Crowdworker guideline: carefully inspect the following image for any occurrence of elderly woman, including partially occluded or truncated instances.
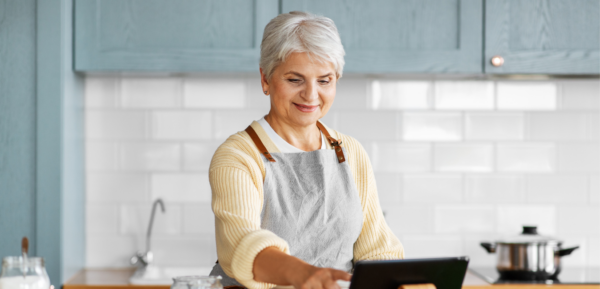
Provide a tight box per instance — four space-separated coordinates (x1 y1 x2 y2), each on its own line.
209 11 404 289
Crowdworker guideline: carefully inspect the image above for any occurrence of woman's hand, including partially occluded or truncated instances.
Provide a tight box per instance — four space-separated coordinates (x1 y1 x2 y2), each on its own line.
290 265 351 289
253 247 351 289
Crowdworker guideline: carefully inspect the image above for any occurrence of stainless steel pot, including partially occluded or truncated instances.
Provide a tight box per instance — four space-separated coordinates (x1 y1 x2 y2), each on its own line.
480 226 579 281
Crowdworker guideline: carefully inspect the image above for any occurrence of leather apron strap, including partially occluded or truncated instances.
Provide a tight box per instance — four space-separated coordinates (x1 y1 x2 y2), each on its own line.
316 121 345 163
245 126 276 162
245 121 346 163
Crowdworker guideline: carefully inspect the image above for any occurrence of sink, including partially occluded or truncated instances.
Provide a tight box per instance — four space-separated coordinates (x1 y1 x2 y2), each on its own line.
129 266 214 285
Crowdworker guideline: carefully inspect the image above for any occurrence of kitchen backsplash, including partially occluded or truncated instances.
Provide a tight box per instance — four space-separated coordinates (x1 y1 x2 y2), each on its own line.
85 75 599 268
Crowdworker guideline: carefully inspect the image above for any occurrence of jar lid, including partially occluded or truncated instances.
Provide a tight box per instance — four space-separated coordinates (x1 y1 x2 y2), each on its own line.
2 256 45 266
496 226 562 245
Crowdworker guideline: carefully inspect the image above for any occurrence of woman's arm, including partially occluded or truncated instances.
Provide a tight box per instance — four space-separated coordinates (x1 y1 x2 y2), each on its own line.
253 247 351 288
211 164 289 289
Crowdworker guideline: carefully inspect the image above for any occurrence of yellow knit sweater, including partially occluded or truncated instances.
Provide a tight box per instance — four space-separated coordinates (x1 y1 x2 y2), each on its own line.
209 121 404 289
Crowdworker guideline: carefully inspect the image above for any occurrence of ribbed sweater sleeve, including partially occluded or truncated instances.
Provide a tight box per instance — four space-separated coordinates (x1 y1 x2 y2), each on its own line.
337 133 405 261
210 133 289 289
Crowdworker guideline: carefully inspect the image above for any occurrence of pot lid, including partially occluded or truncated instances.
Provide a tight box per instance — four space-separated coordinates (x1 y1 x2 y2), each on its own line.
496 226 561 244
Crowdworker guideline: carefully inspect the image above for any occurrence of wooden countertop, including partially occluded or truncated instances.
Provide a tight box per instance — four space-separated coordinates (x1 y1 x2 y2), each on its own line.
63 268 600 289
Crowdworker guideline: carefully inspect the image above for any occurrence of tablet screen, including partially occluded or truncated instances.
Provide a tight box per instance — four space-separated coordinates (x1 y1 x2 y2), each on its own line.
350 257 469 289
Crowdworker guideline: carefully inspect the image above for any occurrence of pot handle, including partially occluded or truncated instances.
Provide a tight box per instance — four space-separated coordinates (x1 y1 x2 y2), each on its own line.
556 246 579 257
480 242 496 253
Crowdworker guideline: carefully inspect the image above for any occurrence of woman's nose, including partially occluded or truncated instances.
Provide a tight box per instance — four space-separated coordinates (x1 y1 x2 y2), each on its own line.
302 81 319 101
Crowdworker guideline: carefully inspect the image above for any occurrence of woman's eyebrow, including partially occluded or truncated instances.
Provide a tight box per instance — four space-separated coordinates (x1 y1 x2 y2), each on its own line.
284 71 333 78
284 71 304 77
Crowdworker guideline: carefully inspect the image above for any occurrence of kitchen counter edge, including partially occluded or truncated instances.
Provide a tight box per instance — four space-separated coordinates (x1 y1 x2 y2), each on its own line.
62 268 600 289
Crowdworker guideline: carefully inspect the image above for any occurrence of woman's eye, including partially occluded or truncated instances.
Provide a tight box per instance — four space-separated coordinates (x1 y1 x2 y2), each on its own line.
288 79 301 83
319 80 330 84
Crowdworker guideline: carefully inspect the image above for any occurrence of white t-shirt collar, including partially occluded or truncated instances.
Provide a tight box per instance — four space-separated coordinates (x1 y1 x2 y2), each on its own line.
257 117 326 153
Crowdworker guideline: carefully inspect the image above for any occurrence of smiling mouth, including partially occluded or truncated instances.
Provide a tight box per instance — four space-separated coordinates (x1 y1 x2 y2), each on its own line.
293 103 319 113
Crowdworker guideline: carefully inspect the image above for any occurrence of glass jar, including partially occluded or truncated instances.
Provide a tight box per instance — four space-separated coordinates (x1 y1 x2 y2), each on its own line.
171 276 222 289
0 257 50 289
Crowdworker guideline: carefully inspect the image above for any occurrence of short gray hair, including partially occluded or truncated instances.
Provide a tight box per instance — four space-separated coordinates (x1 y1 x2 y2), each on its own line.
260 11 345 80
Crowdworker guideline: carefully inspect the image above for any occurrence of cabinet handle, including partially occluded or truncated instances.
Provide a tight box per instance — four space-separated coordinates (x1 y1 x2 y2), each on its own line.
491 56 504 67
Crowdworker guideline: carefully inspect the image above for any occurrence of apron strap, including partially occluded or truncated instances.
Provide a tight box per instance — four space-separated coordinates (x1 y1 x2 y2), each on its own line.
245 126 276 162
246 122 346 163
316 121 346 163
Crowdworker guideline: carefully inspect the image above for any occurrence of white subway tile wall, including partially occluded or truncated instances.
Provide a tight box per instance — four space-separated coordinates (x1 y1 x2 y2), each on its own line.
434 205 495 233
85 76 600 268
434 144 494 172
403 174 463 203
465 175 524 203
496 205 557 235
120 204 183 235
496 143 556 172
151 111 213 140
465 113 524 140
589 237 600 266
374 173 402 206
402 113 462 141
371 80 430 110
86 205 119 234
86 111 147 139
86 236 138 267
525 175 588 204
589 113 599 140
591 175 600 204
371 143 431 172
385 205 433 234
151 173 211 202
527 113 589 140
184 78 245 108
401 235 463 258
120 143 181 171
497 82 557 110
121 78 182 108
214 110 267 140
560 81 600 110
558 143 600 172
434 81 494 110
337 111 399 141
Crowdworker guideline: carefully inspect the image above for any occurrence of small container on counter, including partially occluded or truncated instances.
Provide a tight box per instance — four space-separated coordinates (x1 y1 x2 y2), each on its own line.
171 275 223 289
0 257 51 289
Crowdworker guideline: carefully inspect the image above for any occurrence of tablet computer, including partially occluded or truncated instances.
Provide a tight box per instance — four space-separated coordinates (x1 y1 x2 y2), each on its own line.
349 256 469 289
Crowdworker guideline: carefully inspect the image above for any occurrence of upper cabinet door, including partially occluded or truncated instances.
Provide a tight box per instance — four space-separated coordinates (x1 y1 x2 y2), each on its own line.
485 0 600 74
75 0 278 72
282 0 483 73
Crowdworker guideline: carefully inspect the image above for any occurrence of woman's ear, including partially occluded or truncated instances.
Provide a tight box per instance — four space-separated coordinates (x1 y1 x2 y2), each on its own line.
259 68 270 95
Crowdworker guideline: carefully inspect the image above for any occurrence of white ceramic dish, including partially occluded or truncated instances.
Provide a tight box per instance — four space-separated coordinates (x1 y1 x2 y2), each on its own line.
129 266 213 285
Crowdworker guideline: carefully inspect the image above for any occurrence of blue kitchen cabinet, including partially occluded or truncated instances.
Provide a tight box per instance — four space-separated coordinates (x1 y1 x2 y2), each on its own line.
282 0 483 73
75 0 599 74
485 0 600 74
74 0 278 72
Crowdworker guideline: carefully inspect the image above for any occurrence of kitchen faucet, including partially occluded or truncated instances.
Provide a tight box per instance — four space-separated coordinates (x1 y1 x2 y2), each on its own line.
130 198 165 267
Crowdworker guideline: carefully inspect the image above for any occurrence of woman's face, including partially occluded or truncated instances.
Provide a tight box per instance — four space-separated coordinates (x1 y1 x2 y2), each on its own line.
261 52 337 128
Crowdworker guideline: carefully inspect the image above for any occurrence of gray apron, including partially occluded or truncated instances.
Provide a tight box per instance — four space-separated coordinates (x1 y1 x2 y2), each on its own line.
210 123 363 288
